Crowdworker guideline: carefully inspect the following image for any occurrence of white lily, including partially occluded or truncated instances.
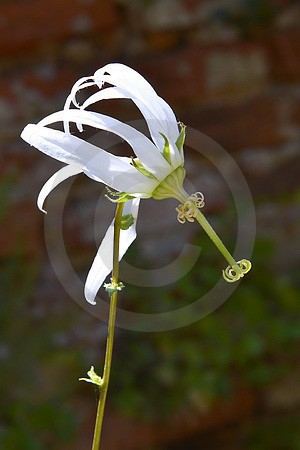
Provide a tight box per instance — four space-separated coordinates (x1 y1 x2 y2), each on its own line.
21 63 189 305
21 63 251 305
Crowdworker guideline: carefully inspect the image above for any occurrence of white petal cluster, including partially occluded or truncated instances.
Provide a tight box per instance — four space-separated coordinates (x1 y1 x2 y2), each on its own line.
21 63 187 304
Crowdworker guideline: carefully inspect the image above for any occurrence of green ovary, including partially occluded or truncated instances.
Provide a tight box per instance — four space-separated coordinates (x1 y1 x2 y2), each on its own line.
152 166 187 202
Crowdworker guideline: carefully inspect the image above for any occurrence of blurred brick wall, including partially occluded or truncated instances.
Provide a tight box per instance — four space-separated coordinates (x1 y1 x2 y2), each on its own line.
1 0 299 262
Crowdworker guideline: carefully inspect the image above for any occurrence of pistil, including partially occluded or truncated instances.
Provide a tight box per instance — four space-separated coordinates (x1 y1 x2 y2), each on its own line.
177 196 252 282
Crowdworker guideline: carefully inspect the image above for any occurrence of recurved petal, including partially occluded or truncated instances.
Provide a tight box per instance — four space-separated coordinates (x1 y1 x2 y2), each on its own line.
63 76 95 133
21 124 156 195
84 198 140 304
81 86 170 152
81 86 127 109
37 165 83 213
39 109 171 180
93 64 181 163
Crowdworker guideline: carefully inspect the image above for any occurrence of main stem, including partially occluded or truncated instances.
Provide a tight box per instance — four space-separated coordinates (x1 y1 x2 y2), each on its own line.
194 208 236 267
92 202 124 450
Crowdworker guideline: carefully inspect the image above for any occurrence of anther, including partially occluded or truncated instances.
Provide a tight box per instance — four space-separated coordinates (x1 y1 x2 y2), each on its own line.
176 192 205 224
188 192 205 208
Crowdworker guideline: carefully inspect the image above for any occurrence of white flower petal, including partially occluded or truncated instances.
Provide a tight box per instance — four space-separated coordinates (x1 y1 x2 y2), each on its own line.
37 165 83 213
64 76 95 133
84 198 140 304
81 86 127 109
39 109 171 180
81 86 170 152
93 63 182 166
21 124 156 195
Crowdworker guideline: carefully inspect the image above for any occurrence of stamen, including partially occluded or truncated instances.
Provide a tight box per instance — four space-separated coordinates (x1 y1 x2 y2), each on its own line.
188 192 205 209
222 259 252 282
176 193 205 224
176 194 252 282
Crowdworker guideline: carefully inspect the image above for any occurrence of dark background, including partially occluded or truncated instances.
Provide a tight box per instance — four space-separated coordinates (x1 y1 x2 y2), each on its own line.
0 0 299 449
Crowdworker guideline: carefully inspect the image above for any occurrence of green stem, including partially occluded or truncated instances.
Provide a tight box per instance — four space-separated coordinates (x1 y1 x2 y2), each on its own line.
194 208 236 267
92 202 125 450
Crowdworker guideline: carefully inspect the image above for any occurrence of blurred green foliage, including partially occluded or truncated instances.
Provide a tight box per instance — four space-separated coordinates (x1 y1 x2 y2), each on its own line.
0 250 81 449
246 415 300 450
0 165 299 448
0 169 83 448
111 218 299 421
214 0 276 36
164 413 300 449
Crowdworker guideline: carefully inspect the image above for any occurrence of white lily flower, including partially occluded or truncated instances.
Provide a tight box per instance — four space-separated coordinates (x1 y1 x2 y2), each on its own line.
22 63 252 304
21 63 189 305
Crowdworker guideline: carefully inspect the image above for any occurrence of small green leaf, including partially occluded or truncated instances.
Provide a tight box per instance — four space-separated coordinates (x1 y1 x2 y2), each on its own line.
120 213 134 230
159 132 171 165
175 122 186 155
130 158 157 179
79 366 103 386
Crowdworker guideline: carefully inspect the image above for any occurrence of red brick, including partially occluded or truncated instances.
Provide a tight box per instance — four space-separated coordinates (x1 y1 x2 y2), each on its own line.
0 78 15 102
19 67 79 98
146 30 179 52
291 98 300 126
180 95 285 151
268 29 300 81
181 0 201 12
130 42 269 106
132 46 205 105
249 156 300 197
0 0 119 56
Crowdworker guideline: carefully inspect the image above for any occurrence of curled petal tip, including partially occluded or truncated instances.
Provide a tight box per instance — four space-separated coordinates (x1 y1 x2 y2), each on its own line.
84 287 97 305
84 284 98 305
20 124 34 145
37 201 47 214
85 295 97 306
